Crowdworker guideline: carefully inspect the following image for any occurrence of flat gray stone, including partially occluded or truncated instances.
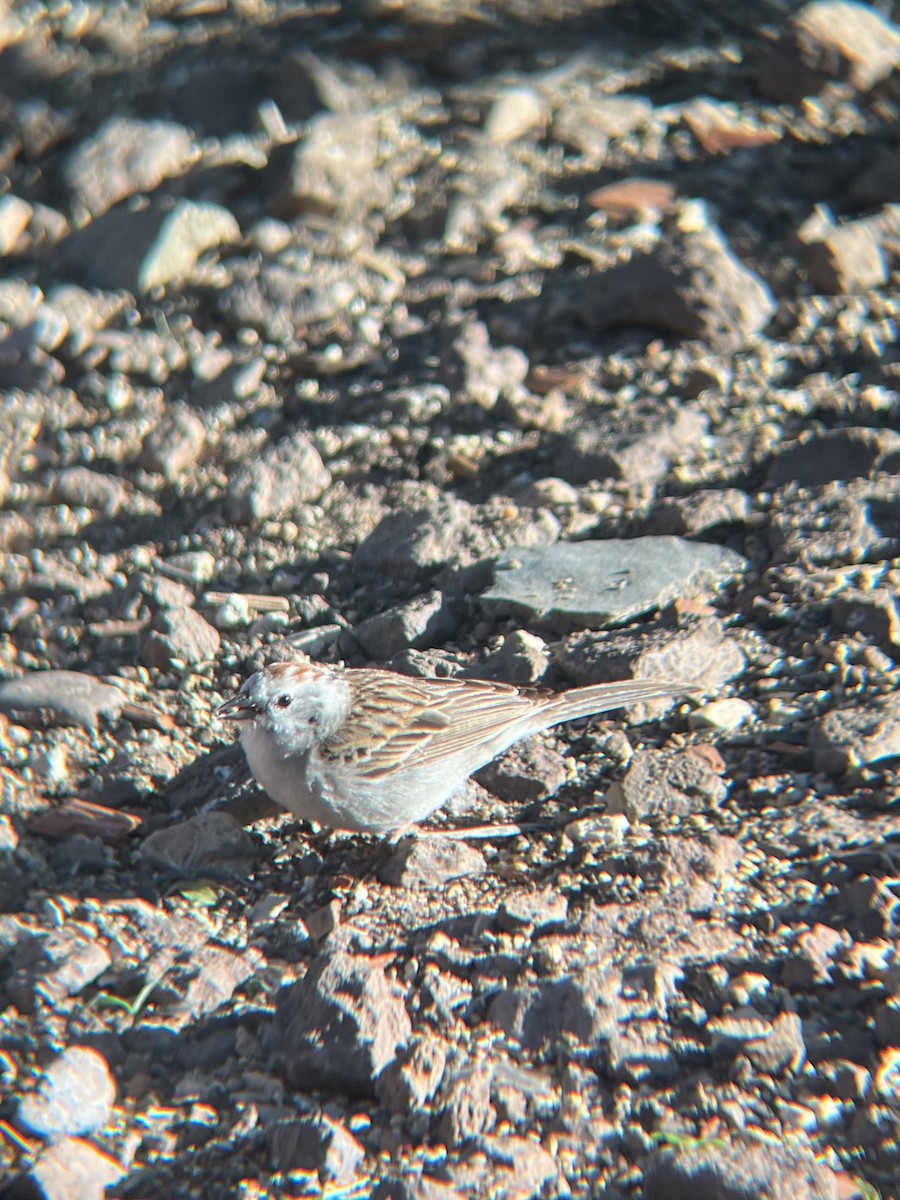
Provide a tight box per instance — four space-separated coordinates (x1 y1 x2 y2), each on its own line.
481 537 746 632
0 670 124 728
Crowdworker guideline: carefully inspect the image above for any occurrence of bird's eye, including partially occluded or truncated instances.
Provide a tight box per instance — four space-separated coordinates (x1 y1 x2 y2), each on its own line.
273 694 293 710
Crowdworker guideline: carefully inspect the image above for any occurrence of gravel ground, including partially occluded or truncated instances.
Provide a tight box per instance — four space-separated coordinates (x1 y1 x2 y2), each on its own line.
2 0 900 1197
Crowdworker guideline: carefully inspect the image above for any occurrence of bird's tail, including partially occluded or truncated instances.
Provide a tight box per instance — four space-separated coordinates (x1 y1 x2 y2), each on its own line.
544 677 692 727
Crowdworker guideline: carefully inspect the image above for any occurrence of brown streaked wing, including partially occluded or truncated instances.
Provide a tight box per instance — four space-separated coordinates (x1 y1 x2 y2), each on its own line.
320 670 536 780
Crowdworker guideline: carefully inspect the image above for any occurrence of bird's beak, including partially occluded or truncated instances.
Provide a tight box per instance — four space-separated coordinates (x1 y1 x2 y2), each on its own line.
217 693 260 722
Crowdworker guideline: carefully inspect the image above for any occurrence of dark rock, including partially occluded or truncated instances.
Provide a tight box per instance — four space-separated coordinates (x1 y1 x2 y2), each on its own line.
277 948 412 1095
645 489 751 536
768 477 900 567
0 671 124 728
767 427 900 489
474 630 550 685
809 693 900 775
474 738 568 805
553 406 707 489
355 591 461 660
604 748 730 822
497 886 568 933
140 812 256 874
643 1134 839 1200
354 498 491 580
574 225 775 351
487 973 619 1051
556 619 745 712
18 1046 115 1137
376 1034 448 1114
267 1114 364 1183
139 605 221 670
606 1023 680 1084
832 587 900 655
482 538 746 633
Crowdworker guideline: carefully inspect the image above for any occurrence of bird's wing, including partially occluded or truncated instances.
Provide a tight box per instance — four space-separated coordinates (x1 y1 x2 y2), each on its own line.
319 670 537 780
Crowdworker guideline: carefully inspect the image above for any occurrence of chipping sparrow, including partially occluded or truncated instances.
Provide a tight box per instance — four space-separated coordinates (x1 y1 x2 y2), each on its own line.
217 657 690 834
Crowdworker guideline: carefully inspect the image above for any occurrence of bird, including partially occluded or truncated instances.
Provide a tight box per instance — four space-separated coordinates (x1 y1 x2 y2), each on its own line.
217 657 690 835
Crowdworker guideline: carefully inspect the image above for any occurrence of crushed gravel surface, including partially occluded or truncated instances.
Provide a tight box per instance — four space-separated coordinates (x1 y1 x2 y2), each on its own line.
2 0 900 1197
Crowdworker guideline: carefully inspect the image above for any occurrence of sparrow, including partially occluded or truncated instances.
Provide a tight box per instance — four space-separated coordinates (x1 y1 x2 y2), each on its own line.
217 657 690 835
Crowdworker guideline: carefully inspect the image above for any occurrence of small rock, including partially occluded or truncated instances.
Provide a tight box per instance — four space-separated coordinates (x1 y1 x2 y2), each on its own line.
482 538 746 632
809 693 900 775
587 177 676 222
476 630 550 685
744 1010 807 1074
646 489 751 536
277 948 412 1095
767 427 900 489
555 95 651 156
756 0 900 102
556 617 745 706
277 112 389 219
803 220 887 293
0 194 33 253
497 886 568 933
141 812 256 873
60 197 240 292
355 591 461 660
0 670 124 728
605 748 730 822
450 1136 557 1198
354 497 491 580
436 1063 495 1145
139 605 221 670
643 1133 839 1200
63 117 196 218
31 924 113 999
454 321 529 410
267 1114 365 1183
484 86 545 143
53 465 130 515
575 224 775 351
226 431 331 523
132 572 196 612
377 1035 448 1114
832 587 900 654
141 407 206 482
377 836 485 888
554 406 707 488
474 738 568 804
606 1023 680 1085
688 698 753 732
18 1046 116 1138
29 1137 125 1200
514 477 579 508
